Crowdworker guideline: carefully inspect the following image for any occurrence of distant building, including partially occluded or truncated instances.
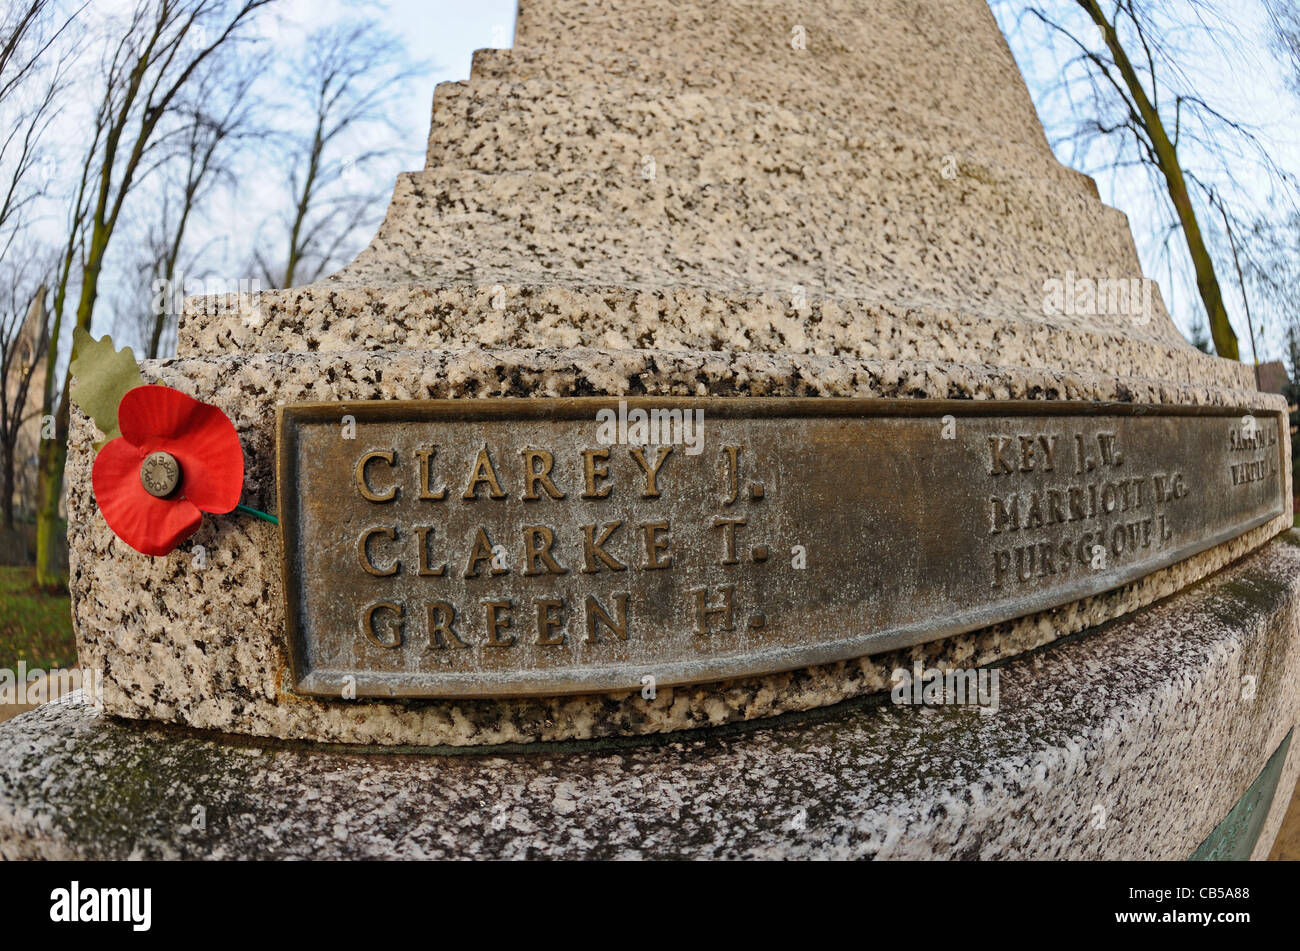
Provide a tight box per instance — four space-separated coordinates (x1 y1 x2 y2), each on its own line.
5 292 48 521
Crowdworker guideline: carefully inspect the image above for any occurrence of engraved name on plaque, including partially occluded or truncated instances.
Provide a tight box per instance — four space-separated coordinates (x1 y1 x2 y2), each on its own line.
276 398 1285 697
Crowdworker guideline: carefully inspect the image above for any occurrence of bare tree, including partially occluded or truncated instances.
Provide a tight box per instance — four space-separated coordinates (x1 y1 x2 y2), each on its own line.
0 0 82 108
125 60 265 359
0 1 81 566
253 18 422 289
1237 210 1300 354
1237 3 1300 358
1266 0 1300 96
0 1 82 270
34 0 274 589
996 0 1298 360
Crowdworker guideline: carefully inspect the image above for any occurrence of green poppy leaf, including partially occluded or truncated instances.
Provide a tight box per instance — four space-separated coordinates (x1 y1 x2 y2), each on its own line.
69 326 144 444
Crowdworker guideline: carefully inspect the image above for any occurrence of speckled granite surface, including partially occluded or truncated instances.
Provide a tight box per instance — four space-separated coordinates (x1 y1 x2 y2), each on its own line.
66 350 1291 746
9 534 1300 859
64 0 1291 749
179 0 1238 380
178 284 1249 394
20 2 1300 860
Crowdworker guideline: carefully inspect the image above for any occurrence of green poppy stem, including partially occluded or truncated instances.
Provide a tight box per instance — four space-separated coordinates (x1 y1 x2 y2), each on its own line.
235 503 279 525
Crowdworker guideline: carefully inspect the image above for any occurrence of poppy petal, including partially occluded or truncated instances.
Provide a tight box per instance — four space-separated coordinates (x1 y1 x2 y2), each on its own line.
93 437 203 556
118 385 199 444
117 385 244 514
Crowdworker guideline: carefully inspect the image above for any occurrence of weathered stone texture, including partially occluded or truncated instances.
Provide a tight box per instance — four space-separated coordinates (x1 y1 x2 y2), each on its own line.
10 534 1300 859
62 0 1290 748
66 350 1290 745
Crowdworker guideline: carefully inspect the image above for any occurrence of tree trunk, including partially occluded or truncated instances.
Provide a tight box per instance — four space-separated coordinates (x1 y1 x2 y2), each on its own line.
1 444 14 531
147 303 167 360
36 224 106 589
34 384 67 590
1081 0 1240 360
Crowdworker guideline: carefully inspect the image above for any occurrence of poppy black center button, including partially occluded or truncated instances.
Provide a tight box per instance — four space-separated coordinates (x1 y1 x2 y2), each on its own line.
140 450 181 498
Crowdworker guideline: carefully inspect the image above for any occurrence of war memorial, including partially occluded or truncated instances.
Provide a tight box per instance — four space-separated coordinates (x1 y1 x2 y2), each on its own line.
0 0 1296 860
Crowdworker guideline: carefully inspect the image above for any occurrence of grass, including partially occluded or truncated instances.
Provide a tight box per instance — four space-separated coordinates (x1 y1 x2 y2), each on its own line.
0 565 75 670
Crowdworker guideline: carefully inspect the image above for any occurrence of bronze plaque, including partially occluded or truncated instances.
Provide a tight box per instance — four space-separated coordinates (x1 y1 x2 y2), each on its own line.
276 398 1286 698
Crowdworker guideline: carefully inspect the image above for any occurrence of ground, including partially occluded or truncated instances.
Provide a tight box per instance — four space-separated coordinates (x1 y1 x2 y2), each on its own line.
1269 781 1300 860
0 566 74 723
0 566 74 670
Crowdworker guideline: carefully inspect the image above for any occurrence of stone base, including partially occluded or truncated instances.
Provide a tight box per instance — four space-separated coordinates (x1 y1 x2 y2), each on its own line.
6 534 1300 860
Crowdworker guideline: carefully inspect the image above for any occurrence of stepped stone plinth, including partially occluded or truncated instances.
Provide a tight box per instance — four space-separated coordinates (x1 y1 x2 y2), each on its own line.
2 0 1296 859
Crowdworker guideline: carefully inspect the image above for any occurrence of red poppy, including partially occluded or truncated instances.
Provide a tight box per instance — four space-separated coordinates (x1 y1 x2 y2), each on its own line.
91 385 244 556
